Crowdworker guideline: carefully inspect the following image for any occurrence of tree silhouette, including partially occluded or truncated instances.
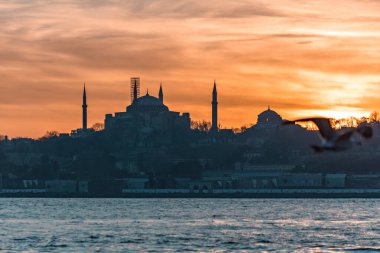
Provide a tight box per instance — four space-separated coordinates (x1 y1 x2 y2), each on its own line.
39 131 59 140
191 120 211 132
91 123 104 132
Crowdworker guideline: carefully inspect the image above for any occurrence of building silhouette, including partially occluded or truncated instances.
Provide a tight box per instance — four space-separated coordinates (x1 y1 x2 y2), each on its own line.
7 77 380 194
211 80 218 133
105 81 191 142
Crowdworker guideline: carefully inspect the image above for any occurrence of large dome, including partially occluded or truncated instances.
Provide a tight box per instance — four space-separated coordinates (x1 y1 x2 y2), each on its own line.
127 93 169 112
257 107 282 126
135 95 163 106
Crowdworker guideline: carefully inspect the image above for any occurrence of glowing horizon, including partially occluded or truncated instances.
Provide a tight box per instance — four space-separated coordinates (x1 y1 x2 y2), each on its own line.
1 0 380 138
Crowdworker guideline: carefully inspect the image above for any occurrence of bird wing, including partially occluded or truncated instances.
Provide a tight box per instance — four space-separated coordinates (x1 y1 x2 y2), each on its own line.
289 118 334 140
356 125 373 139
281 120 295 125
336 130 354 144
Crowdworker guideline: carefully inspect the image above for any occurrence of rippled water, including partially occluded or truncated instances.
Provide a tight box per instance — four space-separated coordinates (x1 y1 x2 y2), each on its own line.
1 199 380 252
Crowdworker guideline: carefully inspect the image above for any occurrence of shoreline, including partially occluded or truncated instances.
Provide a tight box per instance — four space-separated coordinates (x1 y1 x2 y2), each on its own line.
2 192 380 198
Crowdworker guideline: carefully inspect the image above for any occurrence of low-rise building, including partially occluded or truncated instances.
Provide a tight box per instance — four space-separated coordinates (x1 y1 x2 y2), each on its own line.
78 181 89 193
325 174 346 188
189 180 213 193
278 174 323 188
125 178 149 189
347 175 380 188
45 180 77 193
45 180 88 193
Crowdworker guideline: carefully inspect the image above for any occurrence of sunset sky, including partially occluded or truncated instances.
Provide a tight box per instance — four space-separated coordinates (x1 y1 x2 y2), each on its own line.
1 0 380 138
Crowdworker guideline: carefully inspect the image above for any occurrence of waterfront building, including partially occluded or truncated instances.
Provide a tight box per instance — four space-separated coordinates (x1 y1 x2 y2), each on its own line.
325 174 346 188
45 180 88 193
125 178 150 189
277 174 323 188
104 81 191 142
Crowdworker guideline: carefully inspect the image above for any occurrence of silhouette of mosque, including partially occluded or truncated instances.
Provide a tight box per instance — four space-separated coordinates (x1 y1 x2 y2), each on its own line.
75 78 282 136
104 80 191 134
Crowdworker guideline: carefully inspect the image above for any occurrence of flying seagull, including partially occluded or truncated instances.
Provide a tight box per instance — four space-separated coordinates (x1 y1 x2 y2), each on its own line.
282 117 373 152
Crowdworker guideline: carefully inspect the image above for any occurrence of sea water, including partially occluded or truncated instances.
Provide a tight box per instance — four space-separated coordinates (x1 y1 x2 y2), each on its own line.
1 198 379 252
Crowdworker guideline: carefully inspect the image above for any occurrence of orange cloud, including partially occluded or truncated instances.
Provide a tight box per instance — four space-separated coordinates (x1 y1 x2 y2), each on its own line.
1 0 380 137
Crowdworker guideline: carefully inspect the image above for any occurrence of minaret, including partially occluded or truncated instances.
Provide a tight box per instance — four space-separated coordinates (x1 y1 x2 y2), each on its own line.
211 80 218 133
159 82 163 102
82 83 87 130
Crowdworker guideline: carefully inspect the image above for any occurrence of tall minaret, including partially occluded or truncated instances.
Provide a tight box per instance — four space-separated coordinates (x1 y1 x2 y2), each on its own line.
158 82 163 103
82 83 87 130
211 80 218 132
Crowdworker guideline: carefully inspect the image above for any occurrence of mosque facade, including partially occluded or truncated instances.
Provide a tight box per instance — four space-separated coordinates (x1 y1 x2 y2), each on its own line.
104 84 191 134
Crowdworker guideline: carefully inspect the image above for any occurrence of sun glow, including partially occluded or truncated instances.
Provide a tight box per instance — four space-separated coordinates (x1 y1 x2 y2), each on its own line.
293 109 370 121
293 29 380 38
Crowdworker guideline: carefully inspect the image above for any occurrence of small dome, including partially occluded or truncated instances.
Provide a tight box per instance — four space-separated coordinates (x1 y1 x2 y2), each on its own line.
258 109 281 119
257 107 282 126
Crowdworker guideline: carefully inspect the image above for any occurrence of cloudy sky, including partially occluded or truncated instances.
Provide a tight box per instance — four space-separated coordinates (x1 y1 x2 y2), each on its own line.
1 0 380 137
